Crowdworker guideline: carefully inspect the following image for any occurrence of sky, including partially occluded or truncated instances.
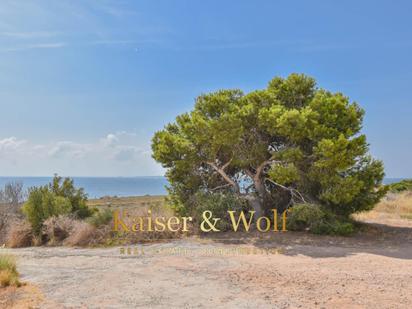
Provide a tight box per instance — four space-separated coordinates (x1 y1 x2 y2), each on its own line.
0 0 411 177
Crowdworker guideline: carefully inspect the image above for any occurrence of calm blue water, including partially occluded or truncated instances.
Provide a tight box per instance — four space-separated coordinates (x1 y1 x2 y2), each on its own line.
0 176 169 198
0 177 407 199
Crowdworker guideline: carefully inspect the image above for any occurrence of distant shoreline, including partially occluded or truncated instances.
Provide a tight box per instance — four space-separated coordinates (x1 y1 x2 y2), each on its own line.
0 176 169 198
0 176 408 199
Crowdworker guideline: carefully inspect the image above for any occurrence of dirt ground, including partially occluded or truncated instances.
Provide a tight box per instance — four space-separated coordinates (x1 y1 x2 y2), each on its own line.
0 284 43 309
2 216 412 309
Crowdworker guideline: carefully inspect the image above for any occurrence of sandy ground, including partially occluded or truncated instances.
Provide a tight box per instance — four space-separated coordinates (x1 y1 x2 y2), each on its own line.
3 218 412 309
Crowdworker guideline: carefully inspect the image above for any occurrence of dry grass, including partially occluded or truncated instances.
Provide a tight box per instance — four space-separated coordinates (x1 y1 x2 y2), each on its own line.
63 198 184 246
0 204 24 245
0 254 21 287
87 195 166 210
111 205 187 245
86 195 185 245
63 221 99 246
43 216 77 245
354 191 412 221
1 196 183 247
6 220 33 248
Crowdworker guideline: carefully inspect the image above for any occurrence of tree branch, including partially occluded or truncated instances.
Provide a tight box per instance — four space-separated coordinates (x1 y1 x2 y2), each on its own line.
264 178 307 204
246 159 282 183
210 183 232 192
206 160 239 193
244 168 255 180
222 158 233 170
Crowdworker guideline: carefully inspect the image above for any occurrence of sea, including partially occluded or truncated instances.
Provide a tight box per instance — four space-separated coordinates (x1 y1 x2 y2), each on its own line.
0 177 407 199
0 176 169 199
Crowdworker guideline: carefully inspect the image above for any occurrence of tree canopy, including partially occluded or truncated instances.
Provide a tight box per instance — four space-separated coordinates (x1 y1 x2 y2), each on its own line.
152 74 385 218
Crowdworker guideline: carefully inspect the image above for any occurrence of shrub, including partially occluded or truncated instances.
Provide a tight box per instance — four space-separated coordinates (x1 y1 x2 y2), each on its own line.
22 186 72 235
49 175 93 218
0 254 21 287
64 221 97 246
0 181 25 207
53 204 183 246
286 204 324 231
6 220 33 248
87 209 113 227
43 215 77 245
287 204 354 236
193 192 250 232
22 175 93 236
0 202 25 245
110 205 185 245
43 215 107 246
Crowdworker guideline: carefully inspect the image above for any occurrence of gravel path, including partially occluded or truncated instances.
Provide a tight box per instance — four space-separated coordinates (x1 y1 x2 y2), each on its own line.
5 228 412 309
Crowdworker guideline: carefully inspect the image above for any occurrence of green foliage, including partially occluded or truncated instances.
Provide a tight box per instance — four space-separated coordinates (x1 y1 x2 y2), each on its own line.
287 204 354 236
286 204 324 231
387 179 412 192
193 192 250 231
0 254 21 287
152 73 385 219
0 255 17 275
49 175 92 218
22 175 92 235
268 163 299 186
22 187 72 235
87 208 113 227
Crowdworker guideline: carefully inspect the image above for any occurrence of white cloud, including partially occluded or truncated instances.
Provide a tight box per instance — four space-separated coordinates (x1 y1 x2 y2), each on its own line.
0 137 26 151
48 141 89 159
0 31 60 39
0 132 163 176
0 42 66 53
101 133 119 147
113 146 142 162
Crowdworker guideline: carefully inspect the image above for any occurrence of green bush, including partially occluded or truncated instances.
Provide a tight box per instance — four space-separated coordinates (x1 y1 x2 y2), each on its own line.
287 204 354 236
49 175 92 218
22 187 72 235
22 175 93 236
87 208 113 227
286 204 324 231
193 192 250 231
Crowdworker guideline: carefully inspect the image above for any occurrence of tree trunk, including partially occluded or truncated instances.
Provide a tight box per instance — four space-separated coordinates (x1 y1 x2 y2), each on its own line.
245 195 264 218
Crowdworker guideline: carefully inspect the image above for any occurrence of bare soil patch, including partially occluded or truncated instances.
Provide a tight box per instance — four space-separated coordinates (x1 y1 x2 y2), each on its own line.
0 284 43 309
4 215 412 309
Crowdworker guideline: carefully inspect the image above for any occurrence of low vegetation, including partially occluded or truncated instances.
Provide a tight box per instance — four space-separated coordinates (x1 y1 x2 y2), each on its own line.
355 191 412 221
354 179 412 223
0 254 21 287
287 204 354 236
386 179 412 193
87 195 165 209
3 180 182 247
6 220 33 248
2 175 412 247
87 208 113 227
22 175 93 236
0 181 25 207
192 192 251 232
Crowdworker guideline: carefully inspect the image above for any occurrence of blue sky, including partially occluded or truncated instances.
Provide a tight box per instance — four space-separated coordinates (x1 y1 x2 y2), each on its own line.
0 0 411 177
